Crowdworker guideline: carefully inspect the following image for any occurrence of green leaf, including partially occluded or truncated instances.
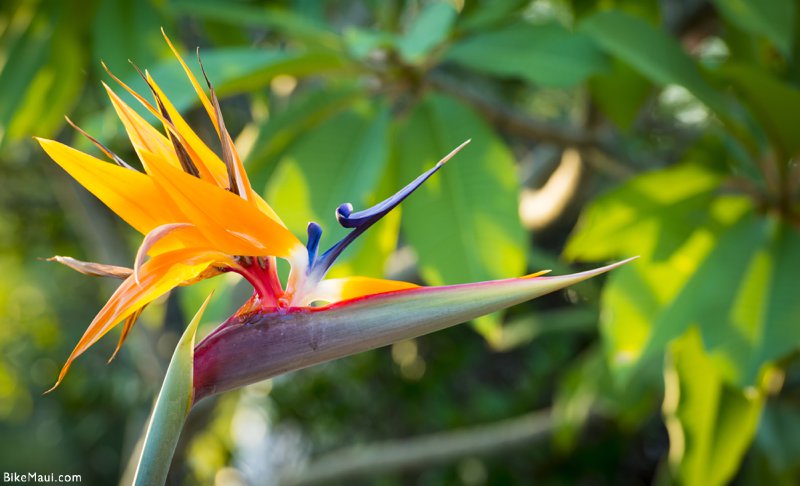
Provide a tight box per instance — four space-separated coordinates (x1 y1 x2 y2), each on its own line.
445 22 608 87
589 58 652 130
396 94 526 284
720 64 800 159
92 47 350 144
710 222 800 385
565 162 725 262
140 48 350 108
0 1 84 144
633 216 800 387
92 0 163 74
664 328 765 486
579 10 729 117
397 2 457 62
246 86 363 190
266 103 391 250
756 399 800 475
133 293 212 486
457 0 527 32
637 211 768 379
593 191 752 381
167 0 341 49
395 94 526 341
711 0 795 56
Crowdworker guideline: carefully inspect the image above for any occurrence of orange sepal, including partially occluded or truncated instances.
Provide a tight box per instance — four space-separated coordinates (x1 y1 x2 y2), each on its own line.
103 83 180 172
47 248 233 392
144 73 229 186
146 155 302 257
37 138 182 235
161 29 219 133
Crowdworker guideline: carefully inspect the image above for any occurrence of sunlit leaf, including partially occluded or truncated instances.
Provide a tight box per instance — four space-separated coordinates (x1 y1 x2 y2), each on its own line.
395 94 526 340
664 329 765 486
267 103 391 250
247 86 363 190
137 48 350 111
565 162 725 262
636 211 766 379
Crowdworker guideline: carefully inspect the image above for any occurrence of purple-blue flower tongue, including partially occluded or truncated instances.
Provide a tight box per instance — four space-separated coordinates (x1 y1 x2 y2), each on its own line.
308 140 470 279
306 222 323 265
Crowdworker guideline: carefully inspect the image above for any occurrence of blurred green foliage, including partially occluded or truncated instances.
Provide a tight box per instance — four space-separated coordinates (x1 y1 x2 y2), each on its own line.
2 0 800 484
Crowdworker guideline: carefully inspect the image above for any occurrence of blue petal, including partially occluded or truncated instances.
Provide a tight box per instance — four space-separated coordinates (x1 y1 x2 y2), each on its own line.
306 222 323 265
308 140 470 277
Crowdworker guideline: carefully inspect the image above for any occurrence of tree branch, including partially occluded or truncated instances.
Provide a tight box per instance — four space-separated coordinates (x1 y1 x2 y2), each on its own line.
427 73 606 150
278 408 593 485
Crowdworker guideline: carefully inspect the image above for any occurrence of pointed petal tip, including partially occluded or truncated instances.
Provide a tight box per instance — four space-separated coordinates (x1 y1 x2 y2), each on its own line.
437 139 471 167
557 256 638 280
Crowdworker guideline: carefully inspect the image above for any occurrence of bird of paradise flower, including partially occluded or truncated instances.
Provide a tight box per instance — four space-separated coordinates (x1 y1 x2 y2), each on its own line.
37 32 633 484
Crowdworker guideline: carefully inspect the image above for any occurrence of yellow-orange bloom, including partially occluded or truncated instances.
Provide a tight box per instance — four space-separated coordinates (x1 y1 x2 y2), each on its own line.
39 32 420 391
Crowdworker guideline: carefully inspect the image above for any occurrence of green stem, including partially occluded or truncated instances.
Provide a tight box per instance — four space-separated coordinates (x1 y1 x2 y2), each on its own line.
132 294 211 485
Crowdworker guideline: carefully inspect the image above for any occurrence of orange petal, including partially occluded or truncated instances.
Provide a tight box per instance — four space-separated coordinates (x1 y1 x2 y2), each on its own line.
311 276 420 304
103 82 181 172
146 154 301 257
108 305 146 363
37 138 182 234
162 29 219 133
144 72 229 186
134 223 207 282
47 248 233 392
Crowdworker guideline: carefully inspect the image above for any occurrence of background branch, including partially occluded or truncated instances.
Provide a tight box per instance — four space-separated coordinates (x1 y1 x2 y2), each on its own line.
279 408 597 485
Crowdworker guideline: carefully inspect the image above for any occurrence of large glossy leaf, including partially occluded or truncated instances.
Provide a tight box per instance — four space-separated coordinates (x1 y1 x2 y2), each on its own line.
589 58 652 130
246 86 363 190
565 162 725 262
636 211 768 379
396 94 525 285
167 0 341 49
664 329 765 486
577 176 752 382
139 48 350 109
0 1 83 144
711 0 795 56
756 400 800 476
720 64 800 159
395 94 526 340
92 0 163 73
86 47 351 147
397 2 457 62
445 22 608 88
579 10 729 117
133 293 211 486
266 103 391 250
713 222 800 385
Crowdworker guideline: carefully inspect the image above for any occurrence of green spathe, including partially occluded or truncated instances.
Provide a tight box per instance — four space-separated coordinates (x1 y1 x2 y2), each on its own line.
193 258 635 402
133 293 211 486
